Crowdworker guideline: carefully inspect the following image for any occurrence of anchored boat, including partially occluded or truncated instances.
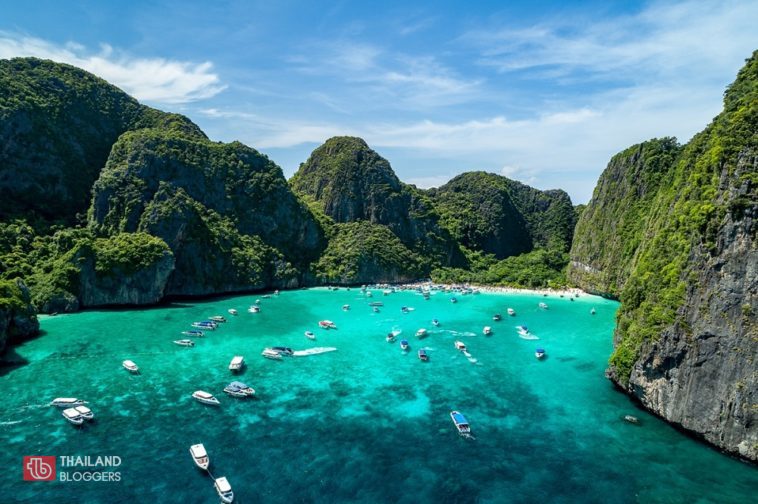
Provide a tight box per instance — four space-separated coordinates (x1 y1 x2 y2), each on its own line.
122 360 139 373
228 356 245 372
192 390 220 406
450 410 472 437
189 443 209 470
62 407 85 426
223 381 255 398
215 476 234 503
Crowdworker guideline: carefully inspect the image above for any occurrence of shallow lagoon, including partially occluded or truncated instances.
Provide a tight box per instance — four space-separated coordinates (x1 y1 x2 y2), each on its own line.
1 288 755 503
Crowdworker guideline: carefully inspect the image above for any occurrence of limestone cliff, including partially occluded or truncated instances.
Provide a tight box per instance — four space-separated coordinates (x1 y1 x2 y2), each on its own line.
0 279 39 353
570 52 758 460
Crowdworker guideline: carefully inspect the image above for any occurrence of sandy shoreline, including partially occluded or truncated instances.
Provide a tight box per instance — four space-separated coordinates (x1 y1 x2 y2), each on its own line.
359 281 589 298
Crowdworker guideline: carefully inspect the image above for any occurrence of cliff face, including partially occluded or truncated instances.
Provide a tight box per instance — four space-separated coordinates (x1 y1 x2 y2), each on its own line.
571 52 758 460
428 171 576 258
0 57 205 225
568 138 681 296
88 130 325 295
291 137 465 268
0 279 39 353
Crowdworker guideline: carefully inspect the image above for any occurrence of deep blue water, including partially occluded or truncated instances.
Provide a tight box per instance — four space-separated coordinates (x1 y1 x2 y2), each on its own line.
1 288 755 503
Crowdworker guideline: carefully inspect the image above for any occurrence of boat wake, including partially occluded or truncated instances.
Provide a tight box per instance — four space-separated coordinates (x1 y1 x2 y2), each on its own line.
440 330 476 337
0 420 22 425
292 347 338 357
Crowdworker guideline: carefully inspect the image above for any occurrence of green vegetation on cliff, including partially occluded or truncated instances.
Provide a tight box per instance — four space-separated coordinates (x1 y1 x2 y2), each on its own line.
428 171 576 258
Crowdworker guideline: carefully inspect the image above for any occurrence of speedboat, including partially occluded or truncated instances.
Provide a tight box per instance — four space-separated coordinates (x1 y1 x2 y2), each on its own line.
255 299 261 305
383 289 391 296
450 410 472 437
182 330 204 337
400 339 409 351
305 331 316 340
518 325 530 336
368 301 383 307
366 291 373 297
454 341 466 351
192 390 220 406
319 320 336 329
74 405 94 421
483 326 492 335
342 304 350 311
372 307 380 313
535 348 546 359
415 328 428 338
215 476 234 503
261 348 283 360
539 302 548 310
271 347 294 356
62 408 84 426
418 349 429 361
432 319 440 327
228 309 238 316
624 415 640 424
591 308 596 315
50 398 86 408
492 314 502 321
386 332 396 343
122 359 139 373
174 339 195 347
401 306 409 313
274 290 280 296
189 443 209 470
248 305 260 313
224 381 255 397
209 316 227 323
192 321 216 330
507 308 515 316
228 356 245 372
450 297 458 304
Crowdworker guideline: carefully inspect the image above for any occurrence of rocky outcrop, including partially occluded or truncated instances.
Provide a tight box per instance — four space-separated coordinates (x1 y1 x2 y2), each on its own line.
573 51 758 461
568 138 681 296
291 137 464 267
79 247 175 307
0 279 39 353
0 57 205 225
428 171 576 258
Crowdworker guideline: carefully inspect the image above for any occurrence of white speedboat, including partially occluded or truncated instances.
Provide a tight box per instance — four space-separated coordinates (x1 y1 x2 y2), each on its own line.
224 381 255 398
450 297 458 303
319 320 336 329
518 325 530 336
366 291 373 297
215 476 234 503
62 408 84 425
228 356 245 372
192 390 220 406
209 316 227 323
591 308 596 315
383 289 391 296
122 360 139 373
189 443 209 470
342 304 350 311
432 319 440 327
415 328 428 338
450 410 472 437
228 309 238 316
74 405 94 421
507 308 515 316
182 330 205 338
262 348 283 360
535 348 546 359
418 349 429 361
539 302 548 310
305 331 316 340
50 397 86 408
191 322 216 330
248 305 261 313
174 339 195 347
492 314 502 321
386 332 396 343
483 326 492 336
454 341 467 351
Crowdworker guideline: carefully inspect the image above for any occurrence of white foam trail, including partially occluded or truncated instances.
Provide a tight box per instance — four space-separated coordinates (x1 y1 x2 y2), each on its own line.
0 420 22 425
518 334 540 340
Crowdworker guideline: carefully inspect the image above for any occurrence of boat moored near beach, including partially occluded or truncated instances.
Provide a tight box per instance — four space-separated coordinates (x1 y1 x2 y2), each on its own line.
215 476 234 503
189 443 209 470
539 302 548 310
62 407 84 425
174 339 195 347
228 356 245 372
122 360 139 373
483 326 492 335
192 390 220 406
50 397 86 408
224 381 255 397
228 309 238 316
450 297 458 303
450 410 472 437
507 308 515 316
248 305 260 313
591 308 596 315
209 316 227 323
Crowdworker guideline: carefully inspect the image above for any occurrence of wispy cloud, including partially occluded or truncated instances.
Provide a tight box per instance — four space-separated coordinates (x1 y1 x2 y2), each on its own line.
0 32 225 104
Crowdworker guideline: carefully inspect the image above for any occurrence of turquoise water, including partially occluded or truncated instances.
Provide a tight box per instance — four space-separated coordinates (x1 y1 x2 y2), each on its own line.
1 288 755 503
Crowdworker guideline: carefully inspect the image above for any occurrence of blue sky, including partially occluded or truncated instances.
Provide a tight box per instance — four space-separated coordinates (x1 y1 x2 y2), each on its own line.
2 0 756 202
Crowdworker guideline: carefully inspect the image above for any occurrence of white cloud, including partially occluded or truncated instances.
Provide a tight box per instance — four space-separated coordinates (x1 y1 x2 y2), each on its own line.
0 32 225 104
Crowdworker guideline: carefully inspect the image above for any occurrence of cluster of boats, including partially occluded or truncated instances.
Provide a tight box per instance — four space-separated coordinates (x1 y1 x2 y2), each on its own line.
192 380 256 405
51 398 94 426
189 443 234 502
